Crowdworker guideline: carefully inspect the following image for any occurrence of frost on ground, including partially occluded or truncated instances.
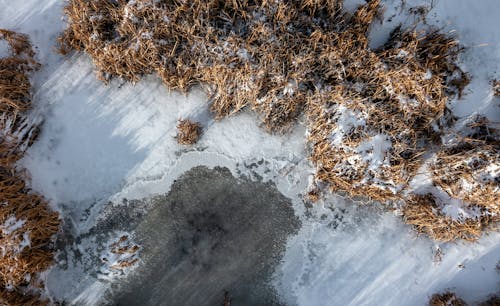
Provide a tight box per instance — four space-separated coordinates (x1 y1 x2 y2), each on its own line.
0 0 498 305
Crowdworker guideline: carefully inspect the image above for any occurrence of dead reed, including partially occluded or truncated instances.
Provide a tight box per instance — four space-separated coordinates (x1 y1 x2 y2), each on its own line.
176 119 202 145
403 194 490 242
0 29 59 304
493 80 500 97
431 117 499 216
58 0 498 241
429 292 467 306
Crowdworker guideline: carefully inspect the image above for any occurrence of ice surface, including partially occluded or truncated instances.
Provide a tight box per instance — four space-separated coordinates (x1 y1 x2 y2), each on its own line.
0 0 497 305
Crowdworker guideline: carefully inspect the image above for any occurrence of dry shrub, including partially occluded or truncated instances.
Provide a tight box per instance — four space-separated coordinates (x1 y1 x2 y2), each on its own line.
60 0 497 240
176 119 202 145
0 29 59 303
429 292 467 306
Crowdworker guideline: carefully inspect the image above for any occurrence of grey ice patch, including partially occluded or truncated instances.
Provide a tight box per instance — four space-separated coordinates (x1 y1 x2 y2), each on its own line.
53 166 301 305
110 166 301 306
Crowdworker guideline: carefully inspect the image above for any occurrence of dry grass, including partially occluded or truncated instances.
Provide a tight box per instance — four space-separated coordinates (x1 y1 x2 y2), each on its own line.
403 116 498 242
57 0 500 241
432 144 499 212
429 292 467 306
403 194 490 242
0 29 40 113
0 29 59 303
493 80 500 97
431 117 499 215
176 119 202 145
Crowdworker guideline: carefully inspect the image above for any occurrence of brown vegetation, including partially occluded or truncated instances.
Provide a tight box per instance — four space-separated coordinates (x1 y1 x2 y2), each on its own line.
429 292 500 306
0 29 59 305
429 292 467 306
58 0 498 241
403 194 489 242
493 80 500 97
404 116 499 241
176 119 202 145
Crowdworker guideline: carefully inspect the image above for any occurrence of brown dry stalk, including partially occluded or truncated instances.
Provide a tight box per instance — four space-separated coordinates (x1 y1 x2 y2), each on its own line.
493 80 500 97
0 29 59 303
429 292 467 306
176 119 202 145
58 0 499 241
403 194 492 242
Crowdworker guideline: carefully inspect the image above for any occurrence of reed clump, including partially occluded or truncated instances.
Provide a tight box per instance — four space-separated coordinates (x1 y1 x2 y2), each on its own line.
493 80 500 97
58 0 499 241
176 119 202 145
429 292 467 306
403 116 499 241
0 29 59 304
432 117 499 214
403 194 490 242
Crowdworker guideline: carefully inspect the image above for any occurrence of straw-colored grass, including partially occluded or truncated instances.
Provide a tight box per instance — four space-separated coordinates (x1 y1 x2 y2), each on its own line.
0 29 40 114
431 117 499 216
403 117 498 242
429 292 467 306
176 119 202 145
403 194 491 242
493 80 500 97
57 0 499 241
0 29 59 304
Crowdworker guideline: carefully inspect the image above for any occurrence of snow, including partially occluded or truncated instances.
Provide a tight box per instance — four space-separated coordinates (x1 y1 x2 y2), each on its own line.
1 216 25 235
0 0 498 305
329 105 366 146
0 39 10 58
0 216 31 255
356 134 391 171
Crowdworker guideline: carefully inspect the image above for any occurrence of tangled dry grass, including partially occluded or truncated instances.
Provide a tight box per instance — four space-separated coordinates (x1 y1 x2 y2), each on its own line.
406 116 499 241
403 194 488 242
176 119 202 145
0 29 59 305
493 80 500 97
58 0 498 241
429 292 500 306
429 292 467 306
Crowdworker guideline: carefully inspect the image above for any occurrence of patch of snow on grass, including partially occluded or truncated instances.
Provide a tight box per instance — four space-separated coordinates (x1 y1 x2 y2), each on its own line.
1 216 25 235
329 105 366 146
0 39 10 58
356 134 391 171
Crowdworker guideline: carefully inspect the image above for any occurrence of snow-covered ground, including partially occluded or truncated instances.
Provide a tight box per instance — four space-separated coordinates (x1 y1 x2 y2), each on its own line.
1 0 498 305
